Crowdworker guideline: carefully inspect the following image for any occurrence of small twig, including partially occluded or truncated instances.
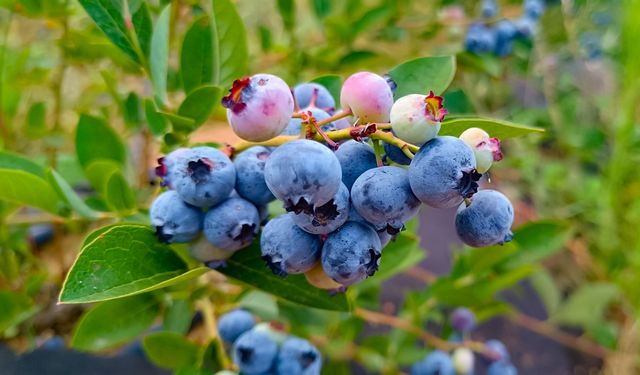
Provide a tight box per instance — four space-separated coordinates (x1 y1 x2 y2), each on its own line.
196 297 232 369
316 108 352 128
371 139 384 167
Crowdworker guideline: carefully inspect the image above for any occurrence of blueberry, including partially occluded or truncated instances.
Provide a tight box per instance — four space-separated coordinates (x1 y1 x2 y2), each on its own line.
235 146 276 205
459 127 503 174
28 223 55 247
218 309 256 344
410 350 455 375
292 183 350 235
159 147 236 208
282 108 335 136
155 147 190 186
203 196 260 252
334 140 377 190
408 136 480 209
351 166 420 234
465 23 496 54
481 0 498 18
321 221 382 286
233 329 278 374
452 347 474 375
390 93 445 146
494 20 518 57
293 82 336 112
264 139 342 214
488 361 518 375
484 339 510 362
383 142 412 165
347 204 393 247
260 214 322 276
524 0 544 20
150 191 202 243
450 307 476 333
222 74 294 142
455 189 514 247
515 16 538 39
340 72 394 123
276 336 322 375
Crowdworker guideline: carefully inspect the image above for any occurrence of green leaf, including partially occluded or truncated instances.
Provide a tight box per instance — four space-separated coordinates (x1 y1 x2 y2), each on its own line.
218 242 350 311
78 0 140 63
530 269 561 315
131 1 152 58
144 99 169 136
71 294 160 352
311 75 343 105
158 111 197 133
150 4 171 105
507 221 572 267
210 0 249 87
104 170 136 214
552 283 619 329
439 117 544 139
47 169 98 219
388 56 456 98
124 92 142 128
0 291 39 333
26 101 47 139
0 169 60 214
310 0 332 19
84 159 122 194
181 16 214 94
142 332 200 369
59 225 209 304
75 114 126 169
239 290 279 321
276 0 295 32
177 85 221 127
163 298 192 334
0 151 46 177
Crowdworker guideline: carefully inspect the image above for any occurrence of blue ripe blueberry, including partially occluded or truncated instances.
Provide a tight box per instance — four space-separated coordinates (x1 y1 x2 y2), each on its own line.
450 307 477 333
203 196 260 252
218 309 256 344
410 350 455 375
383 142 412 166
233 329 278 375
515 16 538 39
351 166 421 235
481 0 498 18
485 339 510 362
157 147 236 208
321 221 382 286
494 20 518 57
408 136 480 209
292 183 350 235
150 191 202 243
334 140 377 190
282 108 334 136
264 139 342 214
347 204 393 247
524 0 544 20
222 74 294 142
293 82 336 112
465 23 496 54
260 214 322 276
234 146 275 206
276 337 322 375
455 189 514 247
488 361 518 375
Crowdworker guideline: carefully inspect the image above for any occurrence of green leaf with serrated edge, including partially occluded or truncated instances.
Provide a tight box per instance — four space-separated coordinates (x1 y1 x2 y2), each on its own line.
104 170 136 214
0 151 46 177
78 0 139 63
439 117 544 139
26 101 46 139
310 75 343 106
210 0 249 87
551 283 619 329
75 114 126 169
131 1 152 58
47 169 98 219
143 332 200 369
84 159 121 194
71 294 159 352
59 225 209 304
163 298 192 334
0 169 60 214
387 56 456 99
150 4 171 105
181 16 214 94
144 99 169 135
506 221 572 267
177 85 221 126
217 242 350 311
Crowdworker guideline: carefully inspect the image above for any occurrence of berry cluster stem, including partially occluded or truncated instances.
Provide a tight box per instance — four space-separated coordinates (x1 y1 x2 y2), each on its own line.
197 297 232 369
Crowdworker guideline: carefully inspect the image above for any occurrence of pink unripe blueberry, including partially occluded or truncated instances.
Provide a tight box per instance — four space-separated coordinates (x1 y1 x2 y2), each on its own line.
222 74 294 142
390 91 447 145
340 72 393 123
459 127 503 174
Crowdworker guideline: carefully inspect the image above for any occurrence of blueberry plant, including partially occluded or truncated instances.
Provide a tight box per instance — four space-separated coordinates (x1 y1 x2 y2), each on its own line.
1 0 635 374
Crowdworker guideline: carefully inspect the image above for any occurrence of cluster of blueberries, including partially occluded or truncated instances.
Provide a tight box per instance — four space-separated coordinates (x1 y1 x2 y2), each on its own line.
150 71 514 290
214 309 321 375
465 0 546 57
411 308 517 375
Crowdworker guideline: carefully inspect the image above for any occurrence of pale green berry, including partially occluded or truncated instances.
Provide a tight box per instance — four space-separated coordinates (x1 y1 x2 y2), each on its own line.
390 91 447 145
459 127 503 174
452 347 475 374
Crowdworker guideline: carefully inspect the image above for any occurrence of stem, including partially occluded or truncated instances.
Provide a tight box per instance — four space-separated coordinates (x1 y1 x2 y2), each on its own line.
372 129 419 154
196 298 231 369
315 108 352 128
371 139 383 167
